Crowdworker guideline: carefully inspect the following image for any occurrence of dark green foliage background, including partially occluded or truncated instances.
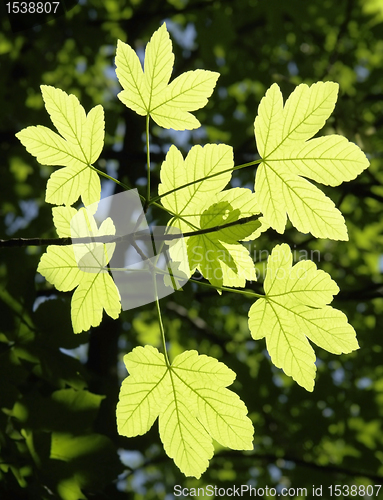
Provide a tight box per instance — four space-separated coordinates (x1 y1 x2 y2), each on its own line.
0 0 383 498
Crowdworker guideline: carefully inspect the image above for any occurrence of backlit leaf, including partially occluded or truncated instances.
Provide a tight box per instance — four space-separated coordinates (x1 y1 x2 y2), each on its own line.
16 86 104 207
187 200 260 288
248 243 359 391
37 207 120 333
116 23 219 130
117 346 254 478
254 82 370 240
159 144 233 216
158 145 265 287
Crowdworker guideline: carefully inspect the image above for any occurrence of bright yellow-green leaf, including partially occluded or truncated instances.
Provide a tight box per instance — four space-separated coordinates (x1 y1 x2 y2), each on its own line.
70 208 116 273
114 39 146 116
150 69 219 129
248 244 359 391
38 207 120 333
16 86 104 207
38 246 83 292
115 23 219 130
213 186 269 242
187 200 260 288
254 82 370 240
254 82 284 159
158 145 264 287
117 346 254 478
71 272 120 334
159 144 233 216
159 144 234 283
52 206 77 238
283 135 370 186
144 20 174 108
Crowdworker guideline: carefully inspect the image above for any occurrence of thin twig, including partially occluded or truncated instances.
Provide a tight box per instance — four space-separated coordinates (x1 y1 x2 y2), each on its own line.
0 213 262 248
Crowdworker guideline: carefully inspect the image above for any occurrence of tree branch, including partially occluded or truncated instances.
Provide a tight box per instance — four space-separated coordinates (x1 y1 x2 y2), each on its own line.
0 213 262 248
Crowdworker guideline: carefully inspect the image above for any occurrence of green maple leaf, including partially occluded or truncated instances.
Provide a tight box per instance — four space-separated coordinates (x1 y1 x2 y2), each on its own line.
187 201 261 288
254 82 370 240
16 85 104 206
163 261 187 290
116 345 254 478
158 144 266 287
159 143 233 216
248 243 359 391
38 207 121 333
115 23 219 130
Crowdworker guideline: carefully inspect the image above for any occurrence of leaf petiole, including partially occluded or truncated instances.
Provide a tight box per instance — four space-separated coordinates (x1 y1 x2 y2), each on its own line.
189 277 264 299
149 159 262 205
155 290 171 367
146 114 151 205
90 165 146 202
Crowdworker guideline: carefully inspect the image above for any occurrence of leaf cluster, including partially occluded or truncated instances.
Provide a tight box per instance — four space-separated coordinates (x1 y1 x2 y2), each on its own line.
14 22 370 479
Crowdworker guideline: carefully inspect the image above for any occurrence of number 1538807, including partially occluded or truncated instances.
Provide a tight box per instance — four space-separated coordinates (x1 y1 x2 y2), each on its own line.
328 484 381 496
6 2 60 14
